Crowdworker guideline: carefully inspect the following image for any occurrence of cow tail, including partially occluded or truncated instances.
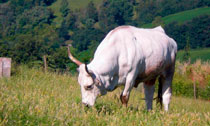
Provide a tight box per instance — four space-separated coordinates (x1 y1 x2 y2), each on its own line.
157 77 163 109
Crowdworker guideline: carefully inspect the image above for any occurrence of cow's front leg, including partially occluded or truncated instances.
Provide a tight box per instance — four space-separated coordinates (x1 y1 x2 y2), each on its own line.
120 73 135 107
144 83 155 110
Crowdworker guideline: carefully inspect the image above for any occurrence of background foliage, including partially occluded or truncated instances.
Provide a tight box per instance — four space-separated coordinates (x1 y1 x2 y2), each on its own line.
0 0 209 71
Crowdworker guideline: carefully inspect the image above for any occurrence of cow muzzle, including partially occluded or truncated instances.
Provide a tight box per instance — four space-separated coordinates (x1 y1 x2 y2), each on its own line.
82 102 90 107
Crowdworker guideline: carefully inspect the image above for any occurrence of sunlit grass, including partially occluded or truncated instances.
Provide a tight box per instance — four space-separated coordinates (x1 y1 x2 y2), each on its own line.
0 66 209 125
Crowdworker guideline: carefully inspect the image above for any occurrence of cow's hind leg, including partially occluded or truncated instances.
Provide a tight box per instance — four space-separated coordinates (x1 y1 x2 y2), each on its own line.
144 78 156 110
160 66 175 111
159 75 172 111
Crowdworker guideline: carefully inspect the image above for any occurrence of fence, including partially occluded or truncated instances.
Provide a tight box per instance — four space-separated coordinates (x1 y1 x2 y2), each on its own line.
0 58 11 78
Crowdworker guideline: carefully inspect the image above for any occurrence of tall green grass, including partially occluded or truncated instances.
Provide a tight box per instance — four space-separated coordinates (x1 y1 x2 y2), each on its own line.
143 7 210 28
0 66 210 125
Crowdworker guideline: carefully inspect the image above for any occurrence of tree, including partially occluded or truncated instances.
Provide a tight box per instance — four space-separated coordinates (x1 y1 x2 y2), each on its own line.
72 28 104 51
128 0 136 5
165 22 188 50
6 24 61 64
165 15 210 50
0 0 8 3
59 10 77 39
15 6 54 34
86 1 98 22
43 0 56 6
47 46 70 71
0 2 15 37
188 15 210 48
99 0 133 32
0 40 11 57
152 16 164 27
136 0 158 25
60 0 70 17
183 36 191 62
84 18 95 28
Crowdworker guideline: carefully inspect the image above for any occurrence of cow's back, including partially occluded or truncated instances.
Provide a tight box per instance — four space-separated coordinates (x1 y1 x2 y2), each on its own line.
90 26 177 83
110 26 177 81
129 26 177 81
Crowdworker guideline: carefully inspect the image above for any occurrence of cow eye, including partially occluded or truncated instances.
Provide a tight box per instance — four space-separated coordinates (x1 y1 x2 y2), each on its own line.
84 85 93 90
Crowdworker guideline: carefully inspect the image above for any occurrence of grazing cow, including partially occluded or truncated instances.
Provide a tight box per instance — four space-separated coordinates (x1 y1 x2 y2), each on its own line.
67 25 177 111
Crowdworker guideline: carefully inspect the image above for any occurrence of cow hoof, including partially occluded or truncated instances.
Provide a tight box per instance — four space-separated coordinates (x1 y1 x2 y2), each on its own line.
120 94 128 107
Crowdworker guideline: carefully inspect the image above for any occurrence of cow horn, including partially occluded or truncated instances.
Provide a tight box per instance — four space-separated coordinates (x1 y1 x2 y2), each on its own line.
67 44 83 66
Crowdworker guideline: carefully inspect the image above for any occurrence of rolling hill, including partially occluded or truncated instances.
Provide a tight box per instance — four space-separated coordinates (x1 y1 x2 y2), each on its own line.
142 7 210 28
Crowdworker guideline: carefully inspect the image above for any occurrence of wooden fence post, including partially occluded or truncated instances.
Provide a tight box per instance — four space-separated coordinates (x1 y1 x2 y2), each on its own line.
43 55 48 72
193 80 196 99
0 58 11 78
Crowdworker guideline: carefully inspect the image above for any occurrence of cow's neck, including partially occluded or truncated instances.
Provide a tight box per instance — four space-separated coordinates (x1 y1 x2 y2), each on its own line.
88 62 120 92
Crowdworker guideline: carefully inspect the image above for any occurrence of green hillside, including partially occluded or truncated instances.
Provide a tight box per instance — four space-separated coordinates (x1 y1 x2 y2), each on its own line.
143 7 210 28
177 48 210 63
50 0 210 28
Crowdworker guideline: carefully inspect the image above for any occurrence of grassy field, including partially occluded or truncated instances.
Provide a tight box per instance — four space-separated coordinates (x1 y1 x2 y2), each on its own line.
143 7 210 28
0 66 210 125
177 48 210 63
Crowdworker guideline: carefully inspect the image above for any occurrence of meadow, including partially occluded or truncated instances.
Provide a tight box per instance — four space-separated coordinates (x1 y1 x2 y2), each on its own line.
142 7 210 28
0 64 210 125
176 48 210 63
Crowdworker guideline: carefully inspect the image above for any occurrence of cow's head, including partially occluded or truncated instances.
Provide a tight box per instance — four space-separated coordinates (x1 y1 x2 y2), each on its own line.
67 45 106 106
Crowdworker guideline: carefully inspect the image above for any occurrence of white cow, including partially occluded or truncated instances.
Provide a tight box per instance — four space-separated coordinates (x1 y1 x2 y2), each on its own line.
68 25 177 111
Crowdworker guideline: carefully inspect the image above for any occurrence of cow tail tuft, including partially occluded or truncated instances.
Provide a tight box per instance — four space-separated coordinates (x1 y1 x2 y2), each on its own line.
157 77 163 109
